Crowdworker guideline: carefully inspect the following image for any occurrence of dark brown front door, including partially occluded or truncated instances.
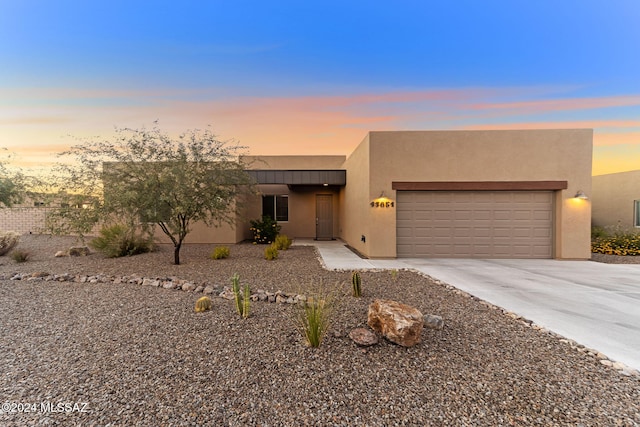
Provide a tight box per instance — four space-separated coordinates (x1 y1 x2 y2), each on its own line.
316 194 333 240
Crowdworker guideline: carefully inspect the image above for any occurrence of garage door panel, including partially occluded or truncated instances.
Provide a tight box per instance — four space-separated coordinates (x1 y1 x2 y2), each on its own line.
397 191 553 258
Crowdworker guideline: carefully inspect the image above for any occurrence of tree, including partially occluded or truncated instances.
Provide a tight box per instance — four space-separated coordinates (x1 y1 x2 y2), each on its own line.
0 151 25 208
48 125 255 264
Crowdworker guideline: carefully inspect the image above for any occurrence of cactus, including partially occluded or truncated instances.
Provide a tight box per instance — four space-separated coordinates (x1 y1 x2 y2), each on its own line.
194 296 212 313
243 283 250 318
352 271 362 297
231 273 250 318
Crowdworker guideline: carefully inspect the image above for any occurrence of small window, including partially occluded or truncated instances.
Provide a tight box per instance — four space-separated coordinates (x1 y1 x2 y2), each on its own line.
262 195 288 222
635 200 640 227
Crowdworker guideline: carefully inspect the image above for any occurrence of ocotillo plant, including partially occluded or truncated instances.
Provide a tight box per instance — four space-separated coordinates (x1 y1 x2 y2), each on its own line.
352 271 362 297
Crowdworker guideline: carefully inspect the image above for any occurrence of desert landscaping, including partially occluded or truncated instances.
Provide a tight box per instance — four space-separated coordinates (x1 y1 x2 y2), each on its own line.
1 234 639 426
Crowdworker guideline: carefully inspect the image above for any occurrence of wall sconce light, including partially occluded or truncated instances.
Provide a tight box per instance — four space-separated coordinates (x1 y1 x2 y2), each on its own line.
574 190 589 200
371 191 394 208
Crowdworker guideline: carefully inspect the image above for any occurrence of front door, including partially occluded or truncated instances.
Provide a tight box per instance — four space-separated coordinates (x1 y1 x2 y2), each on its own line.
315 194 333 240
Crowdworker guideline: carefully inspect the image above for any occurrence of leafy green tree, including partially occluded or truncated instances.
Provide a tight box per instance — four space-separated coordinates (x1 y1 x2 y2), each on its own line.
0 151 25 208
48 125 255 264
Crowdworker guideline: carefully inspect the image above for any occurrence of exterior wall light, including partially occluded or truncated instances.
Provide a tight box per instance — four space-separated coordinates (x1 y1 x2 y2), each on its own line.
371 191 394 208
574 190 589 200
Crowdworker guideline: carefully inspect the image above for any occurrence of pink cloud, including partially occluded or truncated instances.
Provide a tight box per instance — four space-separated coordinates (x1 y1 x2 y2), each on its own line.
469 95 640 113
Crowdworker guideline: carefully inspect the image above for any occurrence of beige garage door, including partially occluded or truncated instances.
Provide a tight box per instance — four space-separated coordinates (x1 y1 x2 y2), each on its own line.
396 191 553 258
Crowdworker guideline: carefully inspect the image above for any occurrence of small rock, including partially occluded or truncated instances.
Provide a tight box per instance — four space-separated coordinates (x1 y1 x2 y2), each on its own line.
31 272 49 278
54 251 68 257
162 282 176 290
423 314 444 330
349 328 379 346
203 286 215 295
142 278 159 287
69 246 91 256
182 283 196 292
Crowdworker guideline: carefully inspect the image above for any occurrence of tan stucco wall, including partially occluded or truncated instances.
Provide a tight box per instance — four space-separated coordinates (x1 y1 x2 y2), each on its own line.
340 129 593 259
592 170 640 230
339 134 371 255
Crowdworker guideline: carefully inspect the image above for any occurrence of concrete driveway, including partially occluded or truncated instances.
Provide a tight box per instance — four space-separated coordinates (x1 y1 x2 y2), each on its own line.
303 240 640 372
396 258 640 372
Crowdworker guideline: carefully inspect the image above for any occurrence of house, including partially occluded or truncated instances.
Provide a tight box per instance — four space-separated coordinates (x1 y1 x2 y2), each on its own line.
182 129 593 259
591 170 640 231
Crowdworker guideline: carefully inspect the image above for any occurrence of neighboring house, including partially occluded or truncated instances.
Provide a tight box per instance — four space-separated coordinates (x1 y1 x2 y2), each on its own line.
592 170 640 231
178 129 593 260
0 194 51 234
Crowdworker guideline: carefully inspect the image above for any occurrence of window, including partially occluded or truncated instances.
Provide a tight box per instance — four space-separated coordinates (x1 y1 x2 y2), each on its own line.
262 195 288 222
635 200 640 227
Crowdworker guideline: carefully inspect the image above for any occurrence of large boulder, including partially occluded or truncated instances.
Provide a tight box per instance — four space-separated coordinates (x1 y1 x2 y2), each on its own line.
367 299 424 347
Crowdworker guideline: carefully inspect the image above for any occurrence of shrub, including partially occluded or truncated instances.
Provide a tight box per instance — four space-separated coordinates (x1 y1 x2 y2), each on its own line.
264 244 279 260
591 231 640 256
273 234 292 250
294 284 336 348
250 216 281 244
89 224 154 258
10 250 30 263
211 246 230 259
194 296 212 313
591 226 609 240
0 231 19 256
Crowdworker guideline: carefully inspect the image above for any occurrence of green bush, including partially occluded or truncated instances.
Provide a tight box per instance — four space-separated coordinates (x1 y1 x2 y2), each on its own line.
10 249 30 263
273 234 292 250
264 244 279 260
211 246 230 259
89 224 154 258
294 285 336 348
0 231 19 256
591 226 609 240
250 216 281 244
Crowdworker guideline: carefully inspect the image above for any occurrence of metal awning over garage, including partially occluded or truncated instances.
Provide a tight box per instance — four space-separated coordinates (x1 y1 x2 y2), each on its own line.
247 170 346 186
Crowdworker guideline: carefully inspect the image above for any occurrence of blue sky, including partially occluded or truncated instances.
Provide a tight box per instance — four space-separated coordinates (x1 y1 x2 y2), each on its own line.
1 0 639 174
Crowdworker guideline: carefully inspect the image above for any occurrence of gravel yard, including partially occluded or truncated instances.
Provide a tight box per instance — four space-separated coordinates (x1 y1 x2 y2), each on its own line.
1 235 639 426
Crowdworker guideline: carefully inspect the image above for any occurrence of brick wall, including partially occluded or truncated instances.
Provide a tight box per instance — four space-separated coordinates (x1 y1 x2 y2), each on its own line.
0 207 49 234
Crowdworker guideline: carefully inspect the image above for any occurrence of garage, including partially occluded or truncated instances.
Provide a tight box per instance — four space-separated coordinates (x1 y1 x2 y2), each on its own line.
396 191 554 258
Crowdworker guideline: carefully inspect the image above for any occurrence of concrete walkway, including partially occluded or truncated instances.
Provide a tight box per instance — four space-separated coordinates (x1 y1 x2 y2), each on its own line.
295 239 640 372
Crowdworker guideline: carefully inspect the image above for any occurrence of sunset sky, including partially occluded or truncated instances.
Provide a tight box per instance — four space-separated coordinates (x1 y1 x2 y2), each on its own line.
1 1 639 176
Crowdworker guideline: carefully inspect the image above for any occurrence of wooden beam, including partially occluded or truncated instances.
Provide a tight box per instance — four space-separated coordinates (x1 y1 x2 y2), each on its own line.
391 181 569 191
